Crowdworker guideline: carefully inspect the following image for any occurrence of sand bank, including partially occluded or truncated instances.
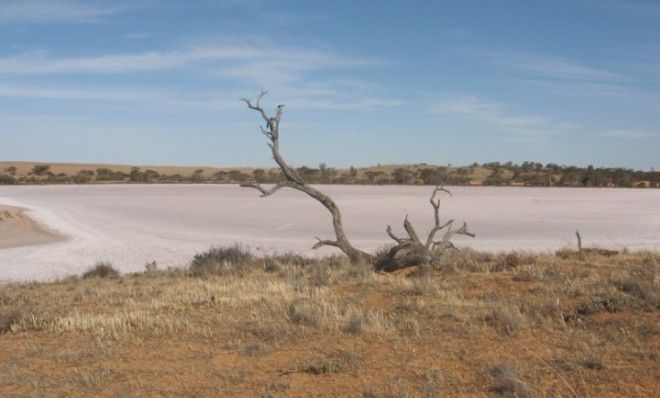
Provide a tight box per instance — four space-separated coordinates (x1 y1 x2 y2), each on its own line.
0 205 67 249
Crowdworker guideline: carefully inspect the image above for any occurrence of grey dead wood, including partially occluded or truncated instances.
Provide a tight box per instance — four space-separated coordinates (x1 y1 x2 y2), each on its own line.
240 91 475 271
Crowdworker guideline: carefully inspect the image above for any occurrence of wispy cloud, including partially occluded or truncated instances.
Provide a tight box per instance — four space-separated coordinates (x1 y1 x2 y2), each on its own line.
0 39 395 110
0 42 379 76
600 129 659 140
0 0 131 24
0 81 403 111
432 95 576 137
0 47 258 74
478 50 620 82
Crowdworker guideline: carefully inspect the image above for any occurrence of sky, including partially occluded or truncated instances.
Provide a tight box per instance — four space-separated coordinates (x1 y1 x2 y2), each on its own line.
0 0 658 169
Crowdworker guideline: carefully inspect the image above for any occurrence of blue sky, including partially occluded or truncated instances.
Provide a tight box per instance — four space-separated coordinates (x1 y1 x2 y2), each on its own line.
0 0 658 169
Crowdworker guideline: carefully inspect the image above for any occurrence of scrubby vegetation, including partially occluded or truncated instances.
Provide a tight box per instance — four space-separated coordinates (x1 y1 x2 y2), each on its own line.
1 161 657 187
81 262 120 279
0 248 657 396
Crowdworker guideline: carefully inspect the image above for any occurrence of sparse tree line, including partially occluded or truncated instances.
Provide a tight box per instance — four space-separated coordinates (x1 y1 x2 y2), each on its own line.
0 161 657 187
479 161 659 188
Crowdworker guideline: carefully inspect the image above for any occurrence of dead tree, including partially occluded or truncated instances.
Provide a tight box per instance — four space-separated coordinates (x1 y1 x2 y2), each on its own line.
240 91 474 271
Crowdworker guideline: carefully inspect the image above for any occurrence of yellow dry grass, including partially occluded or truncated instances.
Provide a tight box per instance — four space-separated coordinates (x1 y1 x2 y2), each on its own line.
0 250 657 397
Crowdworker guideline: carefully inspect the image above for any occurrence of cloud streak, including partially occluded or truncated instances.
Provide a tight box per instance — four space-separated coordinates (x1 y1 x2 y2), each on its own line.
0 0 131 24
0 38 397 111
432 95 577 137
0 43 380 77
0 82 403 112
600 129 659 140
478 50 621 82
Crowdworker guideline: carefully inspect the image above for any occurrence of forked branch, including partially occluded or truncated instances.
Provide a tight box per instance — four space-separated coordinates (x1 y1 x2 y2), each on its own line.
240 92 371 264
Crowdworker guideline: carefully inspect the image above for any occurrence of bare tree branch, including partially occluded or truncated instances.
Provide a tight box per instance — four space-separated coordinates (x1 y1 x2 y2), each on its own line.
454 221 476 238
240 91 475 271
239 181 298 197
424 185 453 248
312 237 340 249
403 215 421 243
434 221 475 252
386 225 405 244
241 91 372 264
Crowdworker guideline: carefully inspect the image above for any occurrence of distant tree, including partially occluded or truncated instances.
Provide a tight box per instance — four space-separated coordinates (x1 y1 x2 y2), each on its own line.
191 169 205 183
212 170 229 182
31 164 50 176
268 169 284 182
144 169 160 182
297 166 319 182
318 163 337 183
0 174 16 185
483 169 510 186
129 167 149 182
392 168 415 184
72 169 95 184
4 166 16 176
365 170 386 184
95 168 125 181
228 169 249 182
252 169 267 183
418 167 444 185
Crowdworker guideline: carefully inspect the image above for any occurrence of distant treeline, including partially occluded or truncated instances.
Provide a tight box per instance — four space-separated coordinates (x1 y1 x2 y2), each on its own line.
1 162 658 188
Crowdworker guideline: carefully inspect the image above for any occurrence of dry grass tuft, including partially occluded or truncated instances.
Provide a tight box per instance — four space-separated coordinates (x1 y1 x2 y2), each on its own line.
82 262 119 279
488 363 533 397
285 350 360 375
189 243 254 276
0 309 21 334
483 304 526 335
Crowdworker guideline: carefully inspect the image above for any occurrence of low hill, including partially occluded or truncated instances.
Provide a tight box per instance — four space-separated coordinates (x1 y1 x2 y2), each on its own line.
0 161 657 188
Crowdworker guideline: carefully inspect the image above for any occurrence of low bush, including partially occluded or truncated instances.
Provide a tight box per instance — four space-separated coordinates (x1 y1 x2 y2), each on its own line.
189 244 254 276
82 262 120 279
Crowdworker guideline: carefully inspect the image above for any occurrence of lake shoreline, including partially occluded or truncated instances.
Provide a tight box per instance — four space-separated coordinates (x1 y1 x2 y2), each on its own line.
0 204 68 250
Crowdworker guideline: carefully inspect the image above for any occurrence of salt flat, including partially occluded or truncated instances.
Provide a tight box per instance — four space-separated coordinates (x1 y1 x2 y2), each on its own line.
0 184 658 281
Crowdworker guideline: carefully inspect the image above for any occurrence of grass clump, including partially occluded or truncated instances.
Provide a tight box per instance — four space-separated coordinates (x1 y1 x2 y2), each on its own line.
493 252 534 271
483 304 526 335
0 309 21 333
488 363 533 397
82 262 119 279
286 351 360 375
287 298 324 327
189 244 254 276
